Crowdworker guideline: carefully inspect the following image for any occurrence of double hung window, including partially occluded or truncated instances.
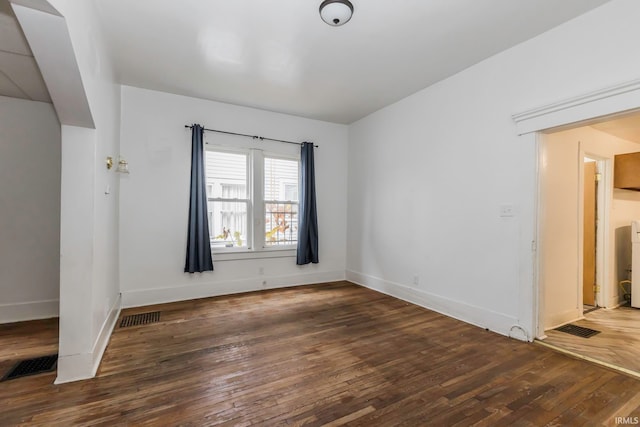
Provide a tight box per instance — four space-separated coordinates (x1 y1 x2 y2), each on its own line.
205 147 299 253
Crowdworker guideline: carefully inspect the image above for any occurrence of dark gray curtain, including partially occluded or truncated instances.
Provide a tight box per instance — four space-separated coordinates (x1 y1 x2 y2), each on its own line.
184 124 214 273
297 142 319 265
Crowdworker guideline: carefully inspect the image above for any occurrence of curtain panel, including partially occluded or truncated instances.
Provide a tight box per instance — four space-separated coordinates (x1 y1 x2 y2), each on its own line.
184 124 214 273
297 142 319 265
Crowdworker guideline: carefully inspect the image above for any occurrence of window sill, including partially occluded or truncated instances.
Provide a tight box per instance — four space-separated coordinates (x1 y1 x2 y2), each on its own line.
212 248 296 262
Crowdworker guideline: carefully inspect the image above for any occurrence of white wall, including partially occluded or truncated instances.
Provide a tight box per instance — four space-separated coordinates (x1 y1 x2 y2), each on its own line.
541 126 640 329
119 86 347 307
346 0 640 341
0 96 60 323
40 0 121 383
539 130 581 329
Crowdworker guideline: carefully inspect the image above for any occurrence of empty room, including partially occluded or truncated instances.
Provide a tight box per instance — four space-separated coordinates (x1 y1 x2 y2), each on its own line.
2 0 640 425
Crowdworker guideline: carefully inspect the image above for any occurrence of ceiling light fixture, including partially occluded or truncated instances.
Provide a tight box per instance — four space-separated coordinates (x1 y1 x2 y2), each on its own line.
319 0 354 27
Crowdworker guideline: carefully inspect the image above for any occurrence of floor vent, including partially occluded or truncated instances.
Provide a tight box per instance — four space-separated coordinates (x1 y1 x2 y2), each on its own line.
119 311 161 328
555 324 600 338
2 354 58 381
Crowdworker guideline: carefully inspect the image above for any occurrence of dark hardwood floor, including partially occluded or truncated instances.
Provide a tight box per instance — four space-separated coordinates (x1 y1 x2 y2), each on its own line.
1 281 639 426
0 317 58 381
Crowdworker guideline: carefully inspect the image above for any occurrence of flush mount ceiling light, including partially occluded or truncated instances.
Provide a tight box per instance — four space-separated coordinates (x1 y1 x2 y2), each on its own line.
319 0 354 26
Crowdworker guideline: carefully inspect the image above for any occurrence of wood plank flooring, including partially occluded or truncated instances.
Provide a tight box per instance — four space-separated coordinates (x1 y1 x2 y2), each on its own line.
543 305 640 375
2 281 640 426
0 317 58 380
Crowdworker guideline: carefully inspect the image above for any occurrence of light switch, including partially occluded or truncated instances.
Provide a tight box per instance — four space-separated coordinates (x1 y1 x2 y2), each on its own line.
104 185 111 195
499 203 515 217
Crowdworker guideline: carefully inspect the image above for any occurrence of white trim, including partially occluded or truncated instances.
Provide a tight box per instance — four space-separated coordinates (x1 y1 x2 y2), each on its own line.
121 271 345 308
252 148 264 251
213 248 296 261
346 270 530 342
55 352 92 384
577 144 585 312
579 153 611 310
55 294 121 384
607 299 629 309
512 79 640 135
543 311 585 331
91 293 121 376
8 0 61 17
533 133 543 339
0 299 59 324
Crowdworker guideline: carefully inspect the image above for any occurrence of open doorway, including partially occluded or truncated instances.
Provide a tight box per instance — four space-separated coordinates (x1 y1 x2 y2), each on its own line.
537 111 640 375
0 0 60 383
582 156 599 313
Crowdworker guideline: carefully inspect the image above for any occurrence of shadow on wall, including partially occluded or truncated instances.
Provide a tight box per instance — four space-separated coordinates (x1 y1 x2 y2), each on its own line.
615 225 632 297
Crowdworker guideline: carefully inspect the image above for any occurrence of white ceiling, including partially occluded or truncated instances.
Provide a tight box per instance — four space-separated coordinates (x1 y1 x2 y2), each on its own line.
0 0 50 102
592 112 640 145
95 0 610 124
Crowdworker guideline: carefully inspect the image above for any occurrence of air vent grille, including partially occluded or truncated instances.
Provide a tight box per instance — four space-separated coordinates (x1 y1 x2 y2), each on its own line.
2 354 58 381
119 311 161 328
555 324 600 338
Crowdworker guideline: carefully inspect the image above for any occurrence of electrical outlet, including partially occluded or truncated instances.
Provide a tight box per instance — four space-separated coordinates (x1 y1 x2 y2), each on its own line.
259 267 264 275
413 275 419 285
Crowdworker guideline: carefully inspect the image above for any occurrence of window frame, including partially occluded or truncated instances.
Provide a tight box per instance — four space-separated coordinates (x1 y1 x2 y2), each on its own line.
263 154 300 249
205 147 252 253
204 145 299 260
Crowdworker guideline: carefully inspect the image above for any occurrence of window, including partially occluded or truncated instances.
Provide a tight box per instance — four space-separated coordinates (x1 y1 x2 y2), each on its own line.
264 157 299 247
205 148 299 253
206 151 249 250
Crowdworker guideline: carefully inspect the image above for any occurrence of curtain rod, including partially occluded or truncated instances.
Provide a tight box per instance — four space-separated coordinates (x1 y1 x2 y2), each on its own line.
184 125 318 148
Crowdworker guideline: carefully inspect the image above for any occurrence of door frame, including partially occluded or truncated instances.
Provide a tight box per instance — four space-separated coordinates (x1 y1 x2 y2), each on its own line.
512 78 640 339
578 152 610 310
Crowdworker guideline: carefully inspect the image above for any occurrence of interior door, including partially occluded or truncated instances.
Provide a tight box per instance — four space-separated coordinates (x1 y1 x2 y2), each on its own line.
583 160 597 306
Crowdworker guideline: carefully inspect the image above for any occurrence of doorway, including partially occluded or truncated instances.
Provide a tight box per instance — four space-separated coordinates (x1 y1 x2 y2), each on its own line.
511 77 640 373
582 157 600 313
536 113 640 376
538 113 640 332
537 129 613 331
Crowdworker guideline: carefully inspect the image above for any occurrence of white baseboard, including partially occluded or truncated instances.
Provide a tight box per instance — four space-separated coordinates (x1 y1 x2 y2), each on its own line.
346 270 528 341
91 293 121 375
55 352 93 384
0 299 59 324
605 293 630 309
121 270 346 308
608 300 630 309
55 294 121 384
